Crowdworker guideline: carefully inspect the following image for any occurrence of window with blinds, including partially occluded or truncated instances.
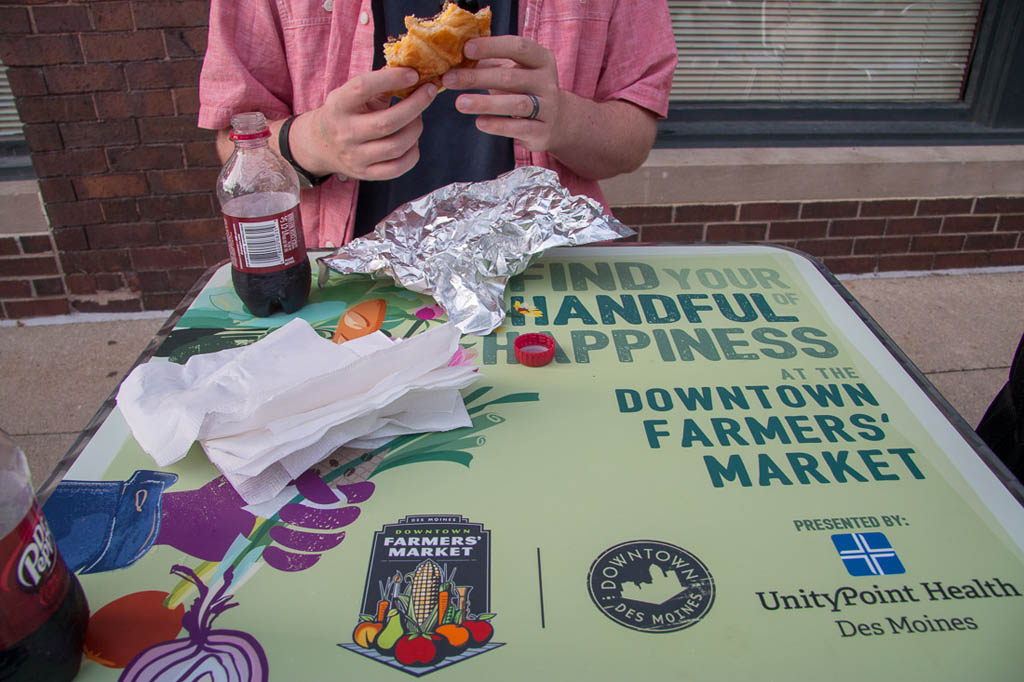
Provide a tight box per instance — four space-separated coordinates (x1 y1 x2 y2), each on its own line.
669 0 984 102
0 62 24 139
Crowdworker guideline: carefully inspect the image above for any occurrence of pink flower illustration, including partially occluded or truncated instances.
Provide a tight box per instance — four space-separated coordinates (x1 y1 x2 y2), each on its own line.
448 345 478 368
415 304 446 321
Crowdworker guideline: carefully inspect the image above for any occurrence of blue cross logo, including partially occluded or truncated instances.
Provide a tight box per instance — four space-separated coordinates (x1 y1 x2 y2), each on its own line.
831 532 905 577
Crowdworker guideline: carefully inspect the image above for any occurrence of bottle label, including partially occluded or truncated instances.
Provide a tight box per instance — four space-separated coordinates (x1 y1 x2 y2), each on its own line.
222 204 306 274
0 504 71 648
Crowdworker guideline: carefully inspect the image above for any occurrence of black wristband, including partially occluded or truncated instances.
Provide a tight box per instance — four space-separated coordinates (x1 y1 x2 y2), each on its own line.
278 115 332 188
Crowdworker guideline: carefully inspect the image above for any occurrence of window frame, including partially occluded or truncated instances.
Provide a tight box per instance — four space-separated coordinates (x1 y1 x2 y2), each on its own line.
655 0 1024 148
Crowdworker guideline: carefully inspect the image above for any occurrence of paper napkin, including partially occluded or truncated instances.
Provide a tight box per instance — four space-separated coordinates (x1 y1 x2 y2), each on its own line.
116 319 478 504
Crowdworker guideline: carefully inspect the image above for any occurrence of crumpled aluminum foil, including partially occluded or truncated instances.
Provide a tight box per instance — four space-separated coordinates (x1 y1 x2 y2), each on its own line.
318 166 635 335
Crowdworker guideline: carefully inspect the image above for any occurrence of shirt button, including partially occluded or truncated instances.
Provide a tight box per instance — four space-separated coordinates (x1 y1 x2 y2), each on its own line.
359 11 369 24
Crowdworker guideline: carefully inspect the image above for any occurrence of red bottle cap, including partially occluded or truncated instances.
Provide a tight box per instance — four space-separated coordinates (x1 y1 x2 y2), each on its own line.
229 129 271 141
514 333 555 367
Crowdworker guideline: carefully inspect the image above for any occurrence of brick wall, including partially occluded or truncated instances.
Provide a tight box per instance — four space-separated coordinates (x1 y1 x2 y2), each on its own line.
0 2 1022 320
612 196 1024 275
0 1 222 319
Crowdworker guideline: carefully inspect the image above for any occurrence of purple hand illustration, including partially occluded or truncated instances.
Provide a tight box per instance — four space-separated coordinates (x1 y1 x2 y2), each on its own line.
157 471 375 572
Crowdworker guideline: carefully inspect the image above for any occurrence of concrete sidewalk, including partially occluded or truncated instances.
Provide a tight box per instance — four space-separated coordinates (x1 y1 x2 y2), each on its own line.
0 270 1021 491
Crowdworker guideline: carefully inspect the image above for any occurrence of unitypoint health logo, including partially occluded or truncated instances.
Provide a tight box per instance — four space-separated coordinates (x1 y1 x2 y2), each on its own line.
831 532 906 577
587 540 715 633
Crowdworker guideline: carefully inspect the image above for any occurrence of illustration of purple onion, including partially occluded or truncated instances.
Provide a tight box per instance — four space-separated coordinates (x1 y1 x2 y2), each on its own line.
119 565 268 682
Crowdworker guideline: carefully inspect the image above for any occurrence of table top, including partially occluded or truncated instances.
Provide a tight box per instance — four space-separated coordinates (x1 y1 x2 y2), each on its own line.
45 244 1024 681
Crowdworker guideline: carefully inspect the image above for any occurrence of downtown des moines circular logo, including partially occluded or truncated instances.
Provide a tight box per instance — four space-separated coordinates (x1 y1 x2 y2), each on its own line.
587 540 715 633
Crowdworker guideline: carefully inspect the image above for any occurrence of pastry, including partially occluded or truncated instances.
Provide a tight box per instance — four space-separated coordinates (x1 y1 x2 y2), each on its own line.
384 2 492 99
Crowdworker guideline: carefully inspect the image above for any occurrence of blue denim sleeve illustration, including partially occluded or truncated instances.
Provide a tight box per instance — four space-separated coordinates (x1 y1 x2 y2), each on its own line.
43 468 376 575
42 470 178 574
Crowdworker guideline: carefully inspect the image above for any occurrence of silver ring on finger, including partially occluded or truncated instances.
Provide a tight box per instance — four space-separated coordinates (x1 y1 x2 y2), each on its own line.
524 93 540 120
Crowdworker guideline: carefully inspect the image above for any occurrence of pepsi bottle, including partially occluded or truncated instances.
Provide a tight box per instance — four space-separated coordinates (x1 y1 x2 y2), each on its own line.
217 112 311 317
0 430 89 681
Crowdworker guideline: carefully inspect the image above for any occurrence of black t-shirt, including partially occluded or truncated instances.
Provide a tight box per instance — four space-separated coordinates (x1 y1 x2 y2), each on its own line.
354 0 517 237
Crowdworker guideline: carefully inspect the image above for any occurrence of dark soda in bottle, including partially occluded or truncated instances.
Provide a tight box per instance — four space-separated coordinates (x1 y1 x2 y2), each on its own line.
217 112 310 317
0 430 89 681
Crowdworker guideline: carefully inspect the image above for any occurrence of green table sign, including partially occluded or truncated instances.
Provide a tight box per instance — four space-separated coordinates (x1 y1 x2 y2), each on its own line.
47 245 1024 681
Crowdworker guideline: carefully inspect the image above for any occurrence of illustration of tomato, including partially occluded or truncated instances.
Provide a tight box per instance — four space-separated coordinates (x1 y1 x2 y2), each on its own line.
83 591 185 668
463 619 493 647
394 633 444 667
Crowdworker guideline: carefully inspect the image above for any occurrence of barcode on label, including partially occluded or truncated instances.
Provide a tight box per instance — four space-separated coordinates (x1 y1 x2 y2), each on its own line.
240 219 285 267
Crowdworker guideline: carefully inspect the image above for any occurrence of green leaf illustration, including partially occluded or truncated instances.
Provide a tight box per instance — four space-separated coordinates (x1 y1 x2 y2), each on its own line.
462 386 494 405
371 450 473 478
466 391 539 415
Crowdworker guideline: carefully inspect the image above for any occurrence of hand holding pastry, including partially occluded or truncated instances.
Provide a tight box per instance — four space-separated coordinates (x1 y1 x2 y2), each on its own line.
442 35 565 155
287 67 439 181
444 35 658 181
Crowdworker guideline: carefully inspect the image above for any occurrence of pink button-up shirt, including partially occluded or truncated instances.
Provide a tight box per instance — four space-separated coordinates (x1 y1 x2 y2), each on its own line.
199 0 677 247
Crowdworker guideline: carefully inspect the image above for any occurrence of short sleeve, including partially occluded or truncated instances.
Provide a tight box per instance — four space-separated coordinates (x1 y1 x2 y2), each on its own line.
198 0 295 130
595 0 677 118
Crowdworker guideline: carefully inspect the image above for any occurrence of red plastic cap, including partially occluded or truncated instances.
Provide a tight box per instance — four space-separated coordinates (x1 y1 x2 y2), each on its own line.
229 129 271 141
514 333 555 367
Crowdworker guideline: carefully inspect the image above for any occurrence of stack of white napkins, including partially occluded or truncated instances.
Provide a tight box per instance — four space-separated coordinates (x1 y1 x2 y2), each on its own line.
116 319 479 504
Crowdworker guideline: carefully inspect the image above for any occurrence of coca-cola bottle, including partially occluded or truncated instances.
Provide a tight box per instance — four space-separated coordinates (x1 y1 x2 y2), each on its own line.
217 112 311 317
0 430 89 681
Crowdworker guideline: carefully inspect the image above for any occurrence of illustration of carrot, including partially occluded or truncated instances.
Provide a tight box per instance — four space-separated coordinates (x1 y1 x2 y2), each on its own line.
437 590 450 626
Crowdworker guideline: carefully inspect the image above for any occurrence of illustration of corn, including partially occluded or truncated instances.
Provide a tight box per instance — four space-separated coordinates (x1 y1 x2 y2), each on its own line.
410 560 441 626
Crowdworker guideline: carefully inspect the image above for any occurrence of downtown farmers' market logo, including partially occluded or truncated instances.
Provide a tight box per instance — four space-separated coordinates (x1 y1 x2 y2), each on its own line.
340 515 501 676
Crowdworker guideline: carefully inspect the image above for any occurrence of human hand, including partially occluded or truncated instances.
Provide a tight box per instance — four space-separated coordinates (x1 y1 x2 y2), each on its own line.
442 36 563 153
294 67 439 180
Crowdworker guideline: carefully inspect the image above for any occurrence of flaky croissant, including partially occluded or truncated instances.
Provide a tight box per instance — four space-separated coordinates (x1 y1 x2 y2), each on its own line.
383 2 492 99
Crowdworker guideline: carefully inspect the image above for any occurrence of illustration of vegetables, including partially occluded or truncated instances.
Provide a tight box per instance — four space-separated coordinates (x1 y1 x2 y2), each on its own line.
463 618 494 647
410 560 441 627
434 623 470 651
348 561 493 668
119 565 268 682
434 575 471 654
83 591 185 668
351 621 382 650
352 573 401 649
351 607 385 649
436 588 450 625
333 298 386 342
393 633 445 667
435 564 458 626
372 610 404 656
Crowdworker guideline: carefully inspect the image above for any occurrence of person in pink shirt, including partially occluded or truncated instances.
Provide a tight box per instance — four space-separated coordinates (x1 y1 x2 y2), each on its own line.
198 1 677 248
